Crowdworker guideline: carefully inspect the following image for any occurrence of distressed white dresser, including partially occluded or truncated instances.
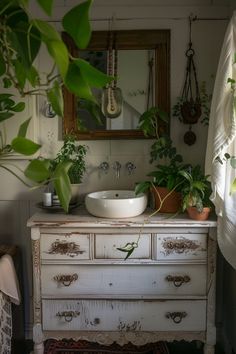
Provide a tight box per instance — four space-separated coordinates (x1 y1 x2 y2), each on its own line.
27 210 217 354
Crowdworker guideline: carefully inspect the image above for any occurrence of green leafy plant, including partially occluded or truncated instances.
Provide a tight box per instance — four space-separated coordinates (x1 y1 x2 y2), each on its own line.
0 117 41 186
135 107 188 196
119 107 188 260
180 165 213 212
117 241 139 261
0 0 112 212
138 106 182 163
77 98 106 131
50 135 87 184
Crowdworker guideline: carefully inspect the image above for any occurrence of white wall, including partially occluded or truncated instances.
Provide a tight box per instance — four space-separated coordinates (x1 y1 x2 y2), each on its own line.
0 0 230 343
36 0 229 195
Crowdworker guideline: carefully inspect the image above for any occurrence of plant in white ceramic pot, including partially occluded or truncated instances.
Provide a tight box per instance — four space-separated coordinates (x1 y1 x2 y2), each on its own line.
0 0 112 212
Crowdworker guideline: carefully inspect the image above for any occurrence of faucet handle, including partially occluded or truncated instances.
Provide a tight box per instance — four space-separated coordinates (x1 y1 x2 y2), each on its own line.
126 162 136 175
99 161 109 174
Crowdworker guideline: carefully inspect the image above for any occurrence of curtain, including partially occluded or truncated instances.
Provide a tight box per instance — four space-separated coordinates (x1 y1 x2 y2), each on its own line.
205 12 236 269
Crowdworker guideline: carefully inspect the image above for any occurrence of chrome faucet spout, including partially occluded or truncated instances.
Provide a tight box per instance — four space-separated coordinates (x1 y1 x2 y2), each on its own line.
113 161 121 178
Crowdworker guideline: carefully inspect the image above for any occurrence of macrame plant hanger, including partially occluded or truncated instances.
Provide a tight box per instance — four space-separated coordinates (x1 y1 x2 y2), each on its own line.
180 16 201 145
101 19 123 119
146 53 154 110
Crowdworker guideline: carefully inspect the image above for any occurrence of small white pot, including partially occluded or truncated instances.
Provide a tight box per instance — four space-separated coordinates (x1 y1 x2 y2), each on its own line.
43 192 52 206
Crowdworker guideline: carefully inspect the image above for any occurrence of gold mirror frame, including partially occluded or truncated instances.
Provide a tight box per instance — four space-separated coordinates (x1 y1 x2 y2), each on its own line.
62 29 170 140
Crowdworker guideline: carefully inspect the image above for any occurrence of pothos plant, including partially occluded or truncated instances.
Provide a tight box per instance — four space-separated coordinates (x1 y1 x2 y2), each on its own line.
134 106 188 197
0 0 112 212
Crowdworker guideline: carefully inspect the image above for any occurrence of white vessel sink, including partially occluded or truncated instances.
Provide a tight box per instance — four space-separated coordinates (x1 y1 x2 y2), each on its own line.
85 190 148 218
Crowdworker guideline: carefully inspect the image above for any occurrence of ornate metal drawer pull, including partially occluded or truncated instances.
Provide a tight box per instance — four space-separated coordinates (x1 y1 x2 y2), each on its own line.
165 240 198 254
56 310 80 322
166 275 190 287
166 311 187 324
48 240 84 257
166 241 186 253
53 273 78 287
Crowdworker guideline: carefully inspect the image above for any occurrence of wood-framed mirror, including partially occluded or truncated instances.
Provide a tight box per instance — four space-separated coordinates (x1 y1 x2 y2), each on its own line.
62 29 170 140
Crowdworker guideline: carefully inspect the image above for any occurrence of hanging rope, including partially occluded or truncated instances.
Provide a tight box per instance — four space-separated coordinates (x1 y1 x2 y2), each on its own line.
146 55 154 110
101 20 123 119
181 16 201 125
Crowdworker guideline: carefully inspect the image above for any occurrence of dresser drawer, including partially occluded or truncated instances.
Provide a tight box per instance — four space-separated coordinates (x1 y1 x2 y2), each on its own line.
41 264 207 297
153 233 207 261
42 299 206 332
40 233 90 260
95 234 151 259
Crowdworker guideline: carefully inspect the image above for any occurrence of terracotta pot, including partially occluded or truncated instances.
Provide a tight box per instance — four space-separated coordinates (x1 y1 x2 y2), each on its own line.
187 206 211 221
180 100 202 124
152 186 182 213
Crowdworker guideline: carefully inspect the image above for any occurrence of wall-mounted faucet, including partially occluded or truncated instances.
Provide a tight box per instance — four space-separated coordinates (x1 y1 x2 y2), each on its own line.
99 161 109 174
113 161 121 178
125 162 136 175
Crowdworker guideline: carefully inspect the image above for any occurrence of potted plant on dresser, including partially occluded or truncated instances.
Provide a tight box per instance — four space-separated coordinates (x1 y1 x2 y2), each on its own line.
180 165 214 220
50 135 88 204
135 107 189 213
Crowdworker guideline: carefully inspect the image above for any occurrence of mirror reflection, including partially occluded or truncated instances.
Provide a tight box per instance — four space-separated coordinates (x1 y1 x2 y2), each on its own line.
63 30 170 139
78 49 153 131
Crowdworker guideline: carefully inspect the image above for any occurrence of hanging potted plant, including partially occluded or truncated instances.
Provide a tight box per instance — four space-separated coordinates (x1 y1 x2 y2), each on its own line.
180 18 202 125
173 81 212 126
171 17 205 146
